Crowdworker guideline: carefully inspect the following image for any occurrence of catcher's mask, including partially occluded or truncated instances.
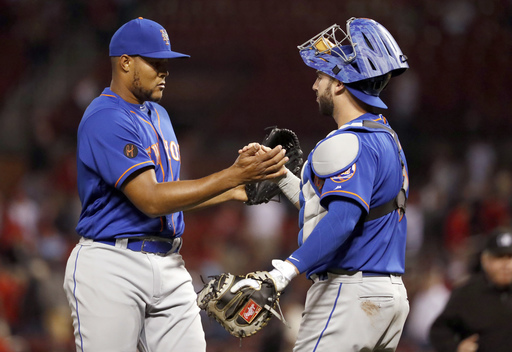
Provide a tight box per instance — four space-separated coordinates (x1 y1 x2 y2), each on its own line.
298 17 408 109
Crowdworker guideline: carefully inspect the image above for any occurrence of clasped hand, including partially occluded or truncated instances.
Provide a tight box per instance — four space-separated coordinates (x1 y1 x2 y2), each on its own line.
234 143 288 183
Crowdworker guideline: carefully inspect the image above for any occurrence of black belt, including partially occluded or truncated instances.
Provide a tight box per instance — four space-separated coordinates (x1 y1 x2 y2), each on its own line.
96 237 181 255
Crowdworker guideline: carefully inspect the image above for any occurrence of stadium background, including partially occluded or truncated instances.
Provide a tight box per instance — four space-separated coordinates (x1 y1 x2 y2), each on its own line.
0 0 511 351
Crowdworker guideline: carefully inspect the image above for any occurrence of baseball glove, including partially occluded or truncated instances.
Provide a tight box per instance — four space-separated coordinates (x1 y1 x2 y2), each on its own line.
197 271 285 338
245 127 303 205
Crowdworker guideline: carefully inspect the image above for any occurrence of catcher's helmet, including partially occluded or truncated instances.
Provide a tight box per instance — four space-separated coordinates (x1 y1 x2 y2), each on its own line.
298 17 408 109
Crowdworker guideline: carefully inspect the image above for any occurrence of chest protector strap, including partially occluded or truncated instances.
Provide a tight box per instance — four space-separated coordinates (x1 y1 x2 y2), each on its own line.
358 120 407 222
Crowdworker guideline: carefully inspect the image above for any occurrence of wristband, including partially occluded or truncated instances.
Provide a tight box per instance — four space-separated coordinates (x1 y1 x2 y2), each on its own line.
277 169 301 205
269 259 298 292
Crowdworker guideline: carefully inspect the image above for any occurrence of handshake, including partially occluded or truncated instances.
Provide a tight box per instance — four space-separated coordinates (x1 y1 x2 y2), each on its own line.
243 127 303 205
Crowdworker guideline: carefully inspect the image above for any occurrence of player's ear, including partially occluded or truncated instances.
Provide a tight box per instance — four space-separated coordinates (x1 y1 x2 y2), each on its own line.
334 79 345 95
119 54 132 72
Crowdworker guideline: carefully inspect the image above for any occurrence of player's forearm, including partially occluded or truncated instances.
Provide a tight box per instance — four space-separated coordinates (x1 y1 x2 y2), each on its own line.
184 186 246 213
135 168 244 217
288 200 361 273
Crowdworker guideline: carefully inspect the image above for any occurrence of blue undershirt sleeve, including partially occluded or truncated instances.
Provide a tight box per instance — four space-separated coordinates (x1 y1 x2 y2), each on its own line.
287 199 363 275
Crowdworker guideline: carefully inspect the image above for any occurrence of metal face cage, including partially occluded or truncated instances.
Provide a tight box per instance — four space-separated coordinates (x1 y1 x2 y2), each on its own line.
297 18 358 63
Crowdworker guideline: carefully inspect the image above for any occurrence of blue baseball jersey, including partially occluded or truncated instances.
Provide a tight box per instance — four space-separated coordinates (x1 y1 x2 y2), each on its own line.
289 114 409 276
75 88 184 240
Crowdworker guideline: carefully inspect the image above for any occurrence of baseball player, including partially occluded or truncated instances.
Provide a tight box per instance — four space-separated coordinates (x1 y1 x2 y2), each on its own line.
62 18 288 352
234 18 410 351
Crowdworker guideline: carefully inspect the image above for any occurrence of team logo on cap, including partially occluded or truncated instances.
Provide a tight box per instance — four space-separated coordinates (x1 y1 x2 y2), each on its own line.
160 29 170 46
331 163 356 183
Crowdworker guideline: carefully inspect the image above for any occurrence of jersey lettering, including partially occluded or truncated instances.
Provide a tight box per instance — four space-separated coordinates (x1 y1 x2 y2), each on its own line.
162 140 171 161
150 144 161 164
170 141 180 161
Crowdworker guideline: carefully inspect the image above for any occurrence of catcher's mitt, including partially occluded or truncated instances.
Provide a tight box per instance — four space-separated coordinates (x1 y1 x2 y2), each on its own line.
197 271 285 338
245 127 303 205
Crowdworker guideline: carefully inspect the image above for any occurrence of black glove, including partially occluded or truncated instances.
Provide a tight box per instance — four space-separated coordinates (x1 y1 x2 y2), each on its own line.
245 127 303 205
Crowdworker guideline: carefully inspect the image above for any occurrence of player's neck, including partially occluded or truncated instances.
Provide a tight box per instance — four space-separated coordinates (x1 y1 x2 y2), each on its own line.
110 79 144 105
333 102 368 128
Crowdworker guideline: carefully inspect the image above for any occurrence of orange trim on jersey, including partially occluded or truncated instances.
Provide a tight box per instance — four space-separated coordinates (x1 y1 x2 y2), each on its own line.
130 111 166 182
100 94 117 98
153 108 178 235
321 190 370 210
372 116 388 124
115 161 154 188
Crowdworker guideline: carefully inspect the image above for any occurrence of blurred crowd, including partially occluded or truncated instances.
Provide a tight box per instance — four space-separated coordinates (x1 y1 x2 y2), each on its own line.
1 0 512 351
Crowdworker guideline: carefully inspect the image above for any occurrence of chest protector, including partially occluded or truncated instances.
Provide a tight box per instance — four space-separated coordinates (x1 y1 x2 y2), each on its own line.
300 119 407 243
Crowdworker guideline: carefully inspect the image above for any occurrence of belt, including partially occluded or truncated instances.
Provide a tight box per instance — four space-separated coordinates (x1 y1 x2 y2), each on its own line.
310 269 401 282
327 269 400 277
95 237 182 255
310 271 403 284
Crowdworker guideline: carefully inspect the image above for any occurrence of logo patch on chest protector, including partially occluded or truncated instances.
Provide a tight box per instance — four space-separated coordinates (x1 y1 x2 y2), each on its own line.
331 163 356 183
124 144 139 158
239 299 262 323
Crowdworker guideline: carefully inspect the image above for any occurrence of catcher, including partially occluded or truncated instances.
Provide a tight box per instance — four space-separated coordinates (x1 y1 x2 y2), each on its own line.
200 17 411 352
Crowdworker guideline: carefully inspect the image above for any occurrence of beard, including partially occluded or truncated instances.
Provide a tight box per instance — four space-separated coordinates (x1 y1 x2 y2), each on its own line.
318 88 334 116
132 71 161 103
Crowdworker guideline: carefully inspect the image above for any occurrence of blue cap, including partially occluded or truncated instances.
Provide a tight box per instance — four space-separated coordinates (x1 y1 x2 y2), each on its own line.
109 18 190 59
345 86 388 109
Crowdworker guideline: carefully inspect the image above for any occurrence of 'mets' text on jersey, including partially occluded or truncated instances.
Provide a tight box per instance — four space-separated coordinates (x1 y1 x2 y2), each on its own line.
75 88 183 240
